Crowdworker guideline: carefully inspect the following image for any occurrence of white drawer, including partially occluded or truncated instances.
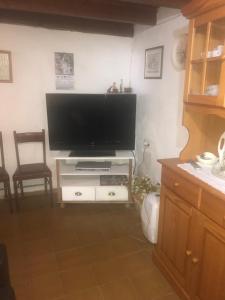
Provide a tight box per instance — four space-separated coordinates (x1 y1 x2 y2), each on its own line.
96 186 128 201
62 186 95 201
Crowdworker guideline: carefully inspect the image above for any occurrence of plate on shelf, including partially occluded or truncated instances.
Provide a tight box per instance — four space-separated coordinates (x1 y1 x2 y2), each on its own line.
172 33 188 71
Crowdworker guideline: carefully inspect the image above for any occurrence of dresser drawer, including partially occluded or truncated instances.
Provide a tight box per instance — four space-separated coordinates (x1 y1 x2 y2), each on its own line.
200 190 225 227
62 186 95 201
162 167 200 207
96 186 128 201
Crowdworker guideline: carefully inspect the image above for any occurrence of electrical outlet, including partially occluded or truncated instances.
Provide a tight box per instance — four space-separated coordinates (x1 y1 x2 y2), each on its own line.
143 139 150 147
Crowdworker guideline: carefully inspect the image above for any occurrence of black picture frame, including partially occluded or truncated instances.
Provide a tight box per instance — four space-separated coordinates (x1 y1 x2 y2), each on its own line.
0 50 13 83
144 46 164 79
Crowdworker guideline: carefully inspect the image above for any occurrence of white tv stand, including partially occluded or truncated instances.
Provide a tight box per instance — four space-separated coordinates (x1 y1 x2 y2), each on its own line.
53 151 134 207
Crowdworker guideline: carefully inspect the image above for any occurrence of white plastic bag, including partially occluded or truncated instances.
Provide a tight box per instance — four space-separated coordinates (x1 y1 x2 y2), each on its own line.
141 192 160 244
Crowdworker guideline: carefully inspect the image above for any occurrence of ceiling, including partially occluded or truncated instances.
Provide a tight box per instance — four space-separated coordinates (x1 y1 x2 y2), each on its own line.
0 0 191 36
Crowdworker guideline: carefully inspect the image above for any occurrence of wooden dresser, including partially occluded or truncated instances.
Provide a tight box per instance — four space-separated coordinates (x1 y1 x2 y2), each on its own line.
153 159 225 300
153 1 225 299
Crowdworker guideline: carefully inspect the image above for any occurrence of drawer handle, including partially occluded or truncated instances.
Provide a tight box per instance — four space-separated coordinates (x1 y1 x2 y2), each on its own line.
173 182 180 187
108 192 116 196
186 250 192 257
75 192 82 196
192 257 199 264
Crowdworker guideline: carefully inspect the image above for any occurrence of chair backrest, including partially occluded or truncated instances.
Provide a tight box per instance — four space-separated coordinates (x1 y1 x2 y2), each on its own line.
0 132 5 169
13 130 46 167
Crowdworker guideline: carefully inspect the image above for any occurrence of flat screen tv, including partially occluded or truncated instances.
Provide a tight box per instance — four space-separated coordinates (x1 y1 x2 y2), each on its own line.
46 93 136 156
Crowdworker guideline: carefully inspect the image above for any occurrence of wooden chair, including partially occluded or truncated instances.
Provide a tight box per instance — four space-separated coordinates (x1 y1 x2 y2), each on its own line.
0 132 13 213
13 129 53 211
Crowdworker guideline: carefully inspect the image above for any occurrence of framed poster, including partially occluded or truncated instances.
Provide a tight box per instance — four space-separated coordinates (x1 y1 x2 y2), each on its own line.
0 51 12 83
144 46 164 79
55 52 74 90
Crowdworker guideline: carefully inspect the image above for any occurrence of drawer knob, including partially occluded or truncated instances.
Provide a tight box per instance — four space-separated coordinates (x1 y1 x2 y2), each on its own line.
192 257 199 264
75 192 82 196
108 191 116 196
173 182 180 187
186 250 192 257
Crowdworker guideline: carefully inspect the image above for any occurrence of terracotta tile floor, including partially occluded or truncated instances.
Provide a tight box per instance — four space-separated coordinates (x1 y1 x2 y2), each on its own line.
0 195 180 300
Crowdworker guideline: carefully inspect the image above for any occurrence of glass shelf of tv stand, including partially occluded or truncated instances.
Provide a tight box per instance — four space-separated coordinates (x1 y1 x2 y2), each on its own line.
59 161 129 176
52 150 134 161
61 176 101 187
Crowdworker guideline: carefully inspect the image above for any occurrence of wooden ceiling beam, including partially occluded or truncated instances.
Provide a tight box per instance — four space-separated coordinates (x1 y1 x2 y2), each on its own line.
117 0 190 9
0 9 134 37
0 0 157 25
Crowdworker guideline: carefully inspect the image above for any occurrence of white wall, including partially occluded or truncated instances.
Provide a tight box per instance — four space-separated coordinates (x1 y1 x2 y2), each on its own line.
131 12 188 183
0 11 189 191
0 24 132 188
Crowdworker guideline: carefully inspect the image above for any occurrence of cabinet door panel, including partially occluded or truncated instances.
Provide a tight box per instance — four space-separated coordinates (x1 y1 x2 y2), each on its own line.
186 14 225 106
194 217 225 300
162 197 190 274
158 186 192 289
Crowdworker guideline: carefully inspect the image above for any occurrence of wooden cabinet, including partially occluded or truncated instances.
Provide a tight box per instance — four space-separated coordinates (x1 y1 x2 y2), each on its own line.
157 186 193 297
184 2 225 107
155 1 225 299
180 1 225 161
191 213 225 300
153 160 225 300
186 17 225 107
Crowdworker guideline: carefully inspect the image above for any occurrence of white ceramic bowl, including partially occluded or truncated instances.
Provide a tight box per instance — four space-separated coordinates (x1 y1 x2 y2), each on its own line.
196 152 218 166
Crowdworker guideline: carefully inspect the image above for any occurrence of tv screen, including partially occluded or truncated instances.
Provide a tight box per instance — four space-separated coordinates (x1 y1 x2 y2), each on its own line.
46 93 136 153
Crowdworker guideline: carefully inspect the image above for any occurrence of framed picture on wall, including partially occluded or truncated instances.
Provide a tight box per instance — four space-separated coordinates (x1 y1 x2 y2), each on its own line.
55 52 74 90
0 50 13 83
144 46 164 79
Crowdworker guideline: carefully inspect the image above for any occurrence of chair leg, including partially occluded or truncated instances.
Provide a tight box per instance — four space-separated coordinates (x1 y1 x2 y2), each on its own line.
13 180 19 212
6 181 13 213
48 176 54 207
44 177 48 195
19 180 24 197
3 181 13 213
3 182 8 198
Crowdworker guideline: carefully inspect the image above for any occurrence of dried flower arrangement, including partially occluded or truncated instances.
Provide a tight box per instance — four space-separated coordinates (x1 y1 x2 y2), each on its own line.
132 176 159 205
